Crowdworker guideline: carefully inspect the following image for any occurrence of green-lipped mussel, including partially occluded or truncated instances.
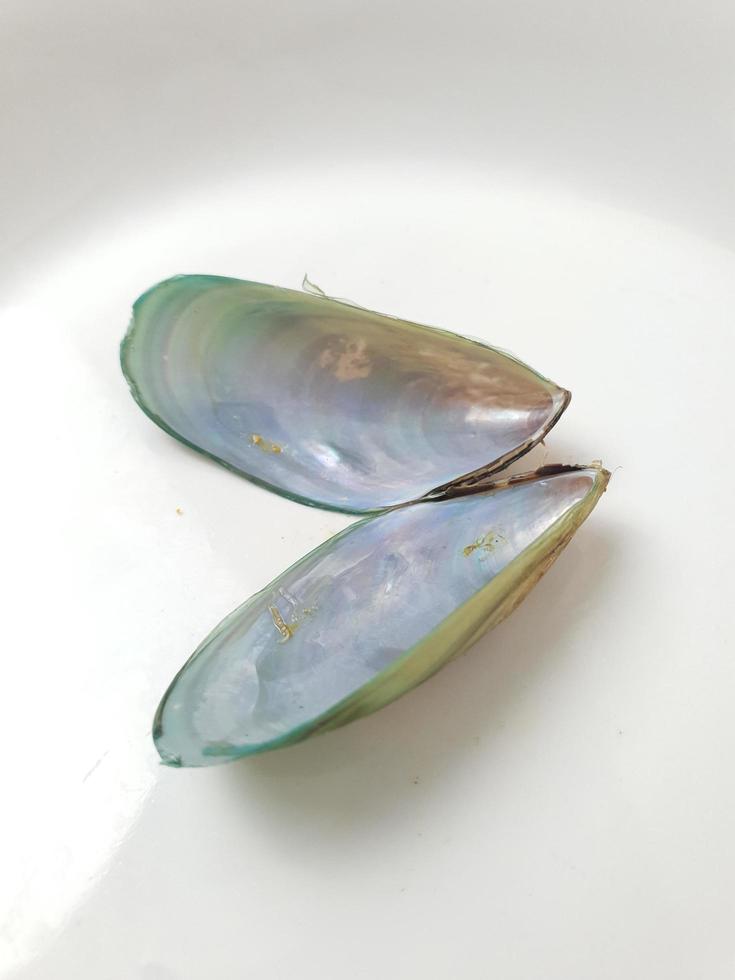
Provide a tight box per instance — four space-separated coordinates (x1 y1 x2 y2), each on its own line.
121 276 609 766
122 276 569 513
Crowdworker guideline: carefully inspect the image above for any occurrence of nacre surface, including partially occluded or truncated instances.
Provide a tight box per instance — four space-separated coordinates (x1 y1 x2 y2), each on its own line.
121 276 569 512
154 465 608 766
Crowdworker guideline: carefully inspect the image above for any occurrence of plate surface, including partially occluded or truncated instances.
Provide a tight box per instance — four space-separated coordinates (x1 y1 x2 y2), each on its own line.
2 2 734 979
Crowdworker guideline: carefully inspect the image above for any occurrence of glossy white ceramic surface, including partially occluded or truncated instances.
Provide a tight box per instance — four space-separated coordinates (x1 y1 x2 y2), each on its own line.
2 2 734 978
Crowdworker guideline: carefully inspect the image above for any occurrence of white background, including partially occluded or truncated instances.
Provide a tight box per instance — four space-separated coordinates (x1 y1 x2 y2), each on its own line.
2 2 734 978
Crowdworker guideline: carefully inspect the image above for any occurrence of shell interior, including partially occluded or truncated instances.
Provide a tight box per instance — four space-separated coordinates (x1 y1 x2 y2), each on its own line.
121 276 570 513
154 465 608 766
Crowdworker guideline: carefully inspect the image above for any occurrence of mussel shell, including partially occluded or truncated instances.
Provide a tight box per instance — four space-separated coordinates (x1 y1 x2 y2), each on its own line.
121 276 570 513
153 464 609 766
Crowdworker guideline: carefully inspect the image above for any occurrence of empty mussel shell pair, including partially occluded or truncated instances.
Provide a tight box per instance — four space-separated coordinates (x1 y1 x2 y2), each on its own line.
121 276 608 766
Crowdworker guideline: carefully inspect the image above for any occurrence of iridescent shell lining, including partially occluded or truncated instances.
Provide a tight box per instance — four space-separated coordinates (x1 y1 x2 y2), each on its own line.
121 276 569 513
121 276 609 765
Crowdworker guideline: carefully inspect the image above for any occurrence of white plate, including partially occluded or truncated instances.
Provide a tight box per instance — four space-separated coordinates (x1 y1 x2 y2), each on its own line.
2 3 734 978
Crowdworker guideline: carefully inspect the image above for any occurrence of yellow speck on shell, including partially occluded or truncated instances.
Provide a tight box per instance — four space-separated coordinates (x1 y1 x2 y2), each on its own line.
463 530 506 558
269 605 297 641
251 433 283 454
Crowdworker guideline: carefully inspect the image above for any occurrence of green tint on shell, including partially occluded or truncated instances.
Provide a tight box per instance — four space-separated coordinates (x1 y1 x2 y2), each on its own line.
153 465 609 766
121 276 570 513
120 276 609 766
